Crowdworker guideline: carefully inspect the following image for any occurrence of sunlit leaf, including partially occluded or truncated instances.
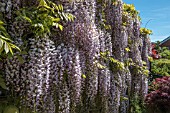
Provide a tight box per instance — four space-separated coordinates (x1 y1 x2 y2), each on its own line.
0 20 4 25
58 4 63 11
21 16 32 23
9 43 21 52
4 42 9 54
58 24 63 31
8 45 13 55
39 0 47 6
0 35 12 42
52 18 60 22
82 74 86 79
96 62 106 69
0 39 4 49
125 47 130 52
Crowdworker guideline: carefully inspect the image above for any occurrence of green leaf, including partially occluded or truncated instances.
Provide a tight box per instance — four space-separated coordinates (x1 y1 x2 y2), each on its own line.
100 52 107 57
0 76 7 89
39 0 47 6
7 52 13 59
82 74 86 79
17 55 25 64
125 47 130 52
148 56 153 62
1 30 10 38
0 82 7 89
9 43 21 52
52 18 60 22
58 4 63 11
0 46 4 54
42 4 51 10
21 50 28 55
0 20 4 25
0 25 6 32
120 96 129 101
0 35 12 42
143 69 149 76
53 22 58 27
110 57 117 63
96 62 106 69
0 75 4 81
62 12 68 21
4 42 9 54
54 5 59 11
21 16 32 23
0 39 4 49
58 24 63 31
8 45 13 55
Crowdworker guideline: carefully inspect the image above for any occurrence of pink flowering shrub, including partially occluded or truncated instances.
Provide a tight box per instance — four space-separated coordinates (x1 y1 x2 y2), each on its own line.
145 76 170 113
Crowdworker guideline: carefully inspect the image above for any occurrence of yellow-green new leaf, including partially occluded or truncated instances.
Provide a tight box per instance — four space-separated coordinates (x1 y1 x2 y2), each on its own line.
125 47 130 52
82 74 86 79
9 43 21 52
58 4 63 11
96 62 106 69
58 24 63 31
39 0 47 6
52 18 60 22
9 45 13 55
21 16 32 23
0 20 4 25
0 25 6 32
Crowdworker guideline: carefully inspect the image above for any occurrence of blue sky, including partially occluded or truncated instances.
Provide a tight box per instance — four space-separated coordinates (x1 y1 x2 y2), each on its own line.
123 0 170 42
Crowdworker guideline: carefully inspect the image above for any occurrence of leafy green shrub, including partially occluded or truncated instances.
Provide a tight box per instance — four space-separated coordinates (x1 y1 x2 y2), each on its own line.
160 49 170 59
16 0 74 38
130 95 146 113
151 59 170 76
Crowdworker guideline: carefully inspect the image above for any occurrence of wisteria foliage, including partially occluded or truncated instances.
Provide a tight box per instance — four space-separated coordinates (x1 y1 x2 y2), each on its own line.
1 0 151 113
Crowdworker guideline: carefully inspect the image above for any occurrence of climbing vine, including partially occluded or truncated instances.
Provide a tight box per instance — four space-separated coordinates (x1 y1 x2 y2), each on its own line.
122 3 141 27
100 51 149 76
16 0 75 38
96 0 111 30
0 0 152 113
100 51 125 71
0 20 20 56
140 28 152 35
123 3 140 19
